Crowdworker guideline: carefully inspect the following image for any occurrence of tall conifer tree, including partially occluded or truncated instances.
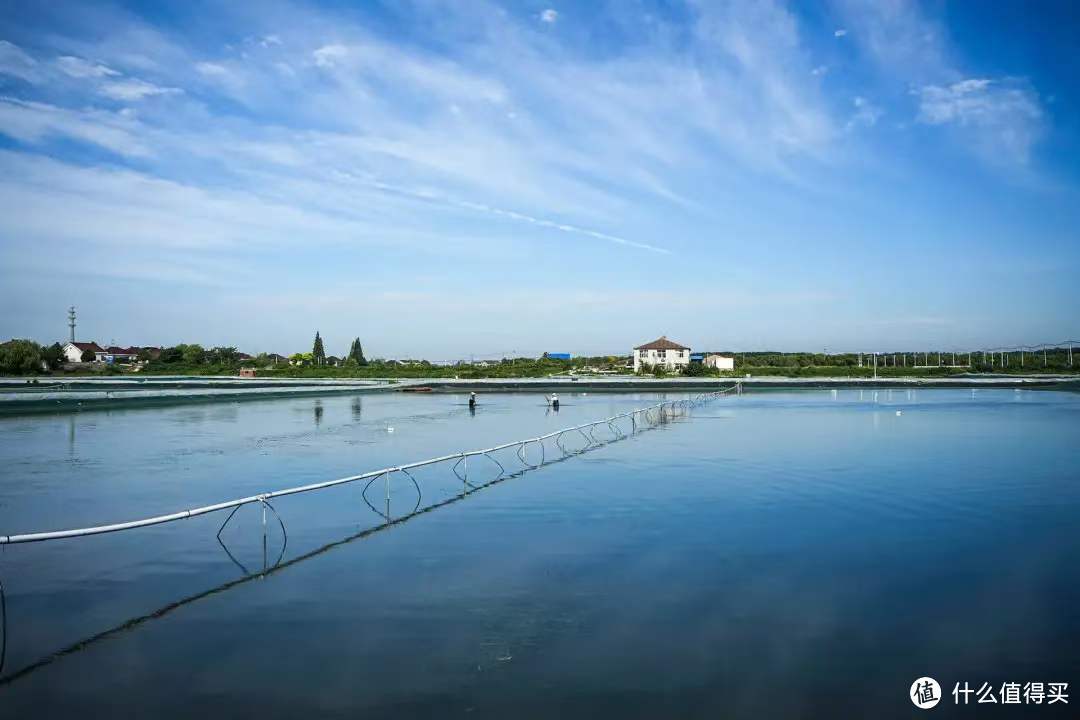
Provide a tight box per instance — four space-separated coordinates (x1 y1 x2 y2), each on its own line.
348 337 367 365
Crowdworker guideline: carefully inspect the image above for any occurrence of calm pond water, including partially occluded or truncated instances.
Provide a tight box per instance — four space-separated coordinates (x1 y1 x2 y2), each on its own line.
0 388 1077 718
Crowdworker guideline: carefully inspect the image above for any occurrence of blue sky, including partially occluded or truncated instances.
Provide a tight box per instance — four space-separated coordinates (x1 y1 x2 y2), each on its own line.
0 0 1077 359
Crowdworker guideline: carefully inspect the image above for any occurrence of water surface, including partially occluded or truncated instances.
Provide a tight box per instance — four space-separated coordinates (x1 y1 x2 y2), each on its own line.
0 389 1077 718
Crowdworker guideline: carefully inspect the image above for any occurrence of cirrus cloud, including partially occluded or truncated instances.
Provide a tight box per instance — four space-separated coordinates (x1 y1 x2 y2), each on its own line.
915 78 1042 164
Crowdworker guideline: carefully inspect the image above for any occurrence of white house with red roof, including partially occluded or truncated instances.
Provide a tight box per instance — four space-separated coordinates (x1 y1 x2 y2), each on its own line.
62 341 104 363
633 336 691 372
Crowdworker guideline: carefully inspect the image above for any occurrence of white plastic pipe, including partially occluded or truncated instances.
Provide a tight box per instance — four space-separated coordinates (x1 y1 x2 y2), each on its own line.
1 385 739 544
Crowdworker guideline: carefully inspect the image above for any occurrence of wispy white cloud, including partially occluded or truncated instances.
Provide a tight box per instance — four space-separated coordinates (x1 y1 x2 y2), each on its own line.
0 39 39 82
915 78 1042 163
845 95 882 131
540 9 559 24
98 77 181 101
55 55 119 78
312 43 348 68
0 97 152 156
830 0 951 85
195 61 230 77
455 200 669 254
690 0 834 166
834 28 847 37
0 2 848 271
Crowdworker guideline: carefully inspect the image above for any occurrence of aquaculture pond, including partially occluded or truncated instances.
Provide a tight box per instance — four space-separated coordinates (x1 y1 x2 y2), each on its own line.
0 388 1078 718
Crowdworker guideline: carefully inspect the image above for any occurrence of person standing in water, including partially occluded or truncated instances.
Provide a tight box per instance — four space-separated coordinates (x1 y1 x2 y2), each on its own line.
549 393 559 410
468 392 477 409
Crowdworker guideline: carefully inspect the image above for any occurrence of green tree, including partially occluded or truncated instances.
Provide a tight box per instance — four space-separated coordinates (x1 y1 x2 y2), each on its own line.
312 331 326 366
81 348 97 362
208 346 238 364
158 346 183 363
682 362 708 377
0 339 44 375
347 337 367 365
181 344 206 364
42 342 64 369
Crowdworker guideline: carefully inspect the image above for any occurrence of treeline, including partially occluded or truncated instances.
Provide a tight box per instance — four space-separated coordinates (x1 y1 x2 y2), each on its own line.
0 339 64 374
4 336 1077 377
263 356 582 379
157 344 242 365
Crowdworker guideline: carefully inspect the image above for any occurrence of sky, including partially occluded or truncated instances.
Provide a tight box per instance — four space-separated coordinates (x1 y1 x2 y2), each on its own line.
0 0 1078 360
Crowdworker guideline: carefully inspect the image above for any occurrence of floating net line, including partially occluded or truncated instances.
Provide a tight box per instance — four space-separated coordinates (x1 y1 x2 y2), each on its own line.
0 385 741 682
0 385 741 546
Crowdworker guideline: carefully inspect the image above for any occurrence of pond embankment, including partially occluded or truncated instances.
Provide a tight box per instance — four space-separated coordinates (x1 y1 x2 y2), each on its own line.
2 374 1076 415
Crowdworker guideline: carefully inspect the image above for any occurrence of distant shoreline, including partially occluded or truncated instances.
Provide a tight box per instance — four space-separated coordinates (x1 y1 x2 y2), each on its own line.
2 374 1077 416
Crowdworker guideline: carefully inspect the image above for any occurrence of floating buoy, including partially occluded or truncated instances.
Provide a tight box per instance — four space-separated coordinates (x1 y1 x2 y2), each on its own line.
896 410 902 416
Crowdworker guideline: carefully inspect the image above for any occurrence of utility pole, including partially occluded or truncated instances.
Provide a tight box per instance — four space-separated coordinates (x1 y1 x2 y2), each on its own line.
68 306 76 343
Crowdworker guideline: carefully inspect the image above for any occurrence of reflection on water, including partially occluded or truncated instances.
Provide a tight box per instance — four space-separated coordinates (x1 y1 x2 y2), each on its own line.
0 389 1078 717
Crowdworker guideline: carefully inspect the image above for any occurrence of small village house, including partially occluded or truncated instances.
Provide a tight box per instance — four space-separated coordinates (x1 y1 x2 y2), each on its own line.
633 336 691 372
62 341 104 363
98 346 139 363
703 353 735 371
